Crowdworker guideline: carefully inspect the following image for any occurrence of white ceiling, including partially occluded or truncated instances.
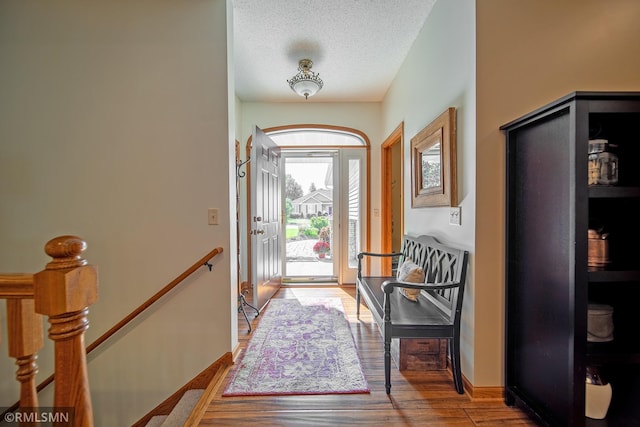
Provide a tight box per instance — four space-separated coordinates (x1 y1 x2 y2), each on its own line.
233 0 437 103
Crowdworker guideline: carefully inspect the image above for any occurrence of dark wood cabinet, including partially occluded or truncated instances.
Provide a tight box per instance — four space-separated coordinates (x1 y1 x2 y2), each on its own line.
501 92 640 427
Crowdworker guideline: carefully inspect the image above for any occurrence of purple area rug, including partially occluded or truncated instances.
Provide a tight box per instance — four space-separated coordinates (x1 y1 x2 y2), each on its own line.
222 298 370 396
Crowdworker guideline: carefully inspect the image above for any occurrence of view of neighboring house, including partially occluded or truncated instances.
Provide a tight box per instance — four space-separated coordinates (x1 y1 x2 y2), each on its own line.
291 189 333 218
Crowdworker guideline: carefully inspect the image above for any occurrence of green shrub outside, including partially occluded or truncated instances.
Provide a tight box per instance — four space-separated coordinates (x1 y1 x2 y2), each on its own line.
310 216 329 230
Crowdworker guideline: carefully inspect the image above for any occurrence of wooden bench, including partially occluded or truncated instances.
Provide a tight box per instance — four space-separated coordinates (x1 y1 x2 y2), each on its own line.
356 234 469 394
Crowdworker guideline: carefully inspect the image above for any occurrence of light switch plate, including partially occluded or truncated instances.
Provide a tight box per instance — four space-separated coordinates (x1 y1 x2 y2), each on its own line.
449 207 461 226
208 208 219 225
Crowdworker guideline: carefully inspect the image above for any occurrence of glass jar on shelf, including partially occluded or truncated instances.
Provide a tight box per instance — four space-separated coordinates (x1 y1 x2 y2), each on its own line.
588 139 619 186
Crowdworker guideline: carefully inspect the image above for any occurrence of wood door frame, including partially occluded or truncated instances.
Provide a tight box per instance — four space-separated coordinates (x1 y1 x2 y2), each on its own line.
381 122 404 276
244 124 371 286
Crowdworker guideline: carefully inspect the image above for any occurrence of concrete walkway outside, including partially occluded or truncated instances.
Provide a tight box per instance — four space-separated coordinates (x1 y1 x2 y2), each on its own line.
285 239 334 277
286 239 319 261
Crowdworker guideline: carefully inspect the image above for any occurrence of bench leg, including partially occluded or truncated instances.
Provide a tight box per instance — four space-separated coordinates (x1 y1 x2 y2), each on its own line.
355 284 360 319
384 337 391 394
383 295 392 394
450 338 464 394
382 328 393 394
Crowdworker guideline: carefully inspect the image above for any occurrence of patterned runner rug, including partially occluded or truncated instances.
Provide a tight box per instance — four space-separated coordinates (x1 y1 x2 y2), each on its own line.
222 298 370 396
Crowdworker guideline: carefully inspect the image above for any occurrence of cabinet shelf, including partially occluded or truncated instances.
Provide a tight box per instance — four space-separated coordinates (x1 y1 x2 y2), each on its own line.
588 269 640 282
587 341 640 365
589 186 640 198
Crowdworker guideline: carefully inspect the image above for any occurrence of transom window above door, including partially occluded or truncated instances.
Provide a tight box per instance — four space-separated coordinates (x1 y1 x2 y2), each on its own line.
268 128 367 147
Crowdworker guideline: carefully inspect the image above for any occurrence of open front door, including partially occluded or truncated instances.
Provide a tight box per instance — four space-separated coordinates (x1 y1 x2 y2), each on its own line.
250 126 282 310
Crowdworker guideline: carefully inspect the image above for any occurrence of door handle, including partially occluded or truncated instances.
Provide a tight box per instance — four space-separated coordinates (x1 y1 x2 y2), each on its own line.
254 216 262 222
251 229 265 235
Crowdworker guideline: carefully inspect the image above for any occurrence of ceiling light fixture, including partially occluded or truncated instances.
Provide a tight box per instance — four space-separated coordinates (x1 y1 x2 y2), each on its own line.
287 59 323 100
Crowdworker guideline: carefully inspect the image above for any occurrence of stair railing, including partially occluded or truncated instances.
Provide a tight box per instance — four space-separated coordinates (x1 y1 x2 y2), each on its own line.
0 235 98 426
1 236 223 424
85 245 223 354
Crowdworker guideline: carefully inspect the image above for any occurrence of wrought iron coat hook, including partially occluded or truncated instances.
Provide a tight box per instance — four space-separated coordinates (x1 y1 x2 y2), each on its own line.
237 156 250 178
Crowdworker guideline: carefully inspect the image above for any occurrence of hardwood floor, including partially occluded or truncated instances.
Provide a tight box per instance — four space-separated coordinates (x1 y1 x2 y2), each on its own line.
200 286 540 426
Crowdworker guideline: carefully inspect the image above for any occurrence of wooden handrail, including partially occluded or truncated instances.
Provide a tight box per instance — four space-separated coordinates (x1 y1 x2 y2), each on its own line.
32 246 224 394
2 240 222 423
0 273 35 298
86 246 223 353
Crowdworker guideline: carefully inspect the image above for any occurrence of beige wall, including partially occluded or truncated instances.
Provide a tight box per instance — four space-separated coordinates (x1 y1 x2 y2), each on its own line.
0 1 234 424
476 0 640 386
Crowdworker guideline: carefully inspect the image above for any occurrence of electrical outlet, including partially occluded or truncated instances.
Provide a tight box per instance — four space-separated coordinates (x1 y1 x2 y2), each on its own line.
208 208 219 225
449 207 461 226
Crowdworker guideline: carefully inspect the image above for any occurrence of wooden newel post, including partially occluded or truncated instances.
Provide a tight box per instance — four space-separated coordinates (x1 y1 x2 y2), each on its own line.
34 236 98 427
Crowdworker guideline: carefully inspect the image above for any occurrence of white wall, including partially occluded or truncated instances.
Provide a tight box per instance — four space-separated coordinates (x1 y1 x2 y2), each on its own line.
0 1 234 424
381 0 477 383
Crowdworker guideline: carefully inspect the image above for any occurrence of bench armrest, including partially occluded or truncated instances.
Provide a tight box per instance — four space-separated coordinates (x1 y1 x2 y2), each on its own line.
357 251 403 260
356 251 403 278
381 279 463 294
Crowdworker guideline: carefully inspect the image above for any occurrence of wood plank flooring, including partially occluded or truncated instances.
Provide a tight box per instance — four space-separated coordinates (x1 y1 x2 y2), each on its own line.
200 286 540 426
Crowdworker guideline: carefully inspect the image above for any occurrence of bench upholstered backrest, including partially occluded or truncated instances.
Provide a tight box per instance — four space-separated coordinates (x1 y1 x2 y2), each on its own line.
399 235 468 321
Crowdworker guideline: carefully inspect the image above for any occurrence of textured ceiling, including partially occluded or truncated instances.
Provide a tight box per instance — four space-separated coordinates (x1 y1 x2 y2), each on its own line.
233 0 437 103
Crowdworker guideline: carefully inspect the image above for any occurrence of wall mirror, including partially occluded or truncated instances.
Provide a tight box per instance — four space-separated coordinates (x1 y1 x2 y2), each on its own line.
411 107 457 207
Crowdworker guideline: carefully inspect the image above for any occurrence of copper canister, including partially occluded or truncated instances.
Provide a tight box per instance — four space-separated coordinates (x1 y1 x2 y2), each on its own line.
588 229 610 267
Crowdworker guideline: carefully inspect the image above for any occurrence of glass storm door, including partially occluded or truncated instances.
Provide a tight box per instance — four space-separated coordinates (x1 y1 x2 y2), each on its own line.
281 148 365 284
282 152 337 282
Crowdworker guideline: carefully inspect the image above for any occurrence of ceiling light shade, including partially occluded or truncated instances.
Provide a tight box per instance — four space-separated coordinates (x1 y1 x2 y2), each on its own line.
287 59 323 100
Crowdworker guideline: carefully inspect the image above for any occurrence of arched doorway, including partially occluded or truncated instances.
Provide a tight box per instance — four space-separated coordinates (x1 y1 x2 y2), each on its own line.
244 125 369 287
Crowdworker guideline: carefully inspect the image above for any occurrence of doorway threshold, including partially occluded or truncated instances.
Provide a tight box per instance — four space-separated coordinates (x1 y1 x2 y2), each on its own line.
282 279 339 286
